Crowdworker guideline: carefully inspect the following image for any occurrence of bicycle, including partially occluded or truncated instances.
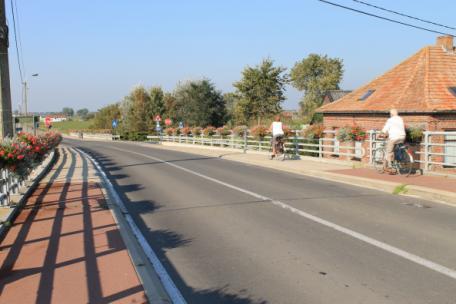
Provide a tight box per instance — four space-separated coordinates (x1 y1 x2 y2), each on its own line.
372 139 414 176
269 135 286 161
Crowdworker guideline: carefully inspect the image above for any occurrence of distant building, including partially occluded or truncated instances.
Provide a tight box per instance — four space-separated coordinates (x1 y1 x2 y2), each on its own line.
322 90 352 106
40 114 68 123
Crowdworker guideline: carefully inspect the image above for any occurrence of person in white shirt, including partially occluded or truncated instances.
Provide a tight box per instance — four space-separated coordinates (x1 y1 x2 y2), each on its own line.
381 109 406 172
269 115 284 158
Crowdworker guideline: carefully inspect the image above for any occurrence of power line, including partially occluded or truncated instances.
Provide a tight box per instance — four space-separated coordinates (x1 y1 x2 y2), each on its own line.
352 0 456 31
318 0 455 37
10 0 24 82
13 0 25 76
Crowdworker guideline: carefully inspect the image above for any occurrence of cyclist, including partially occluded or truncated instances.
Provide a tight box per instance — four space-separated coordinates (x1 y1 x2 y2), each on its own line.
381 109 406 174
269 115 284 159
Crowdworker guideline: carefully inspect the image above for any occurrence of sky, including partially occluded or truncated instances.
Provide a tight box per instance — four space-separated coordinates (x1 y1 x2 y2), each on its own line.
5 0 456 113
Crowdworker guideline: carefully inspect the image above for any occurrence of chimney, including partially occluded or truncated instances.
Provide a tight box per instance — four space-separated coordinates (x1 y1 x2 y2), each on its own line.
436 35 454 51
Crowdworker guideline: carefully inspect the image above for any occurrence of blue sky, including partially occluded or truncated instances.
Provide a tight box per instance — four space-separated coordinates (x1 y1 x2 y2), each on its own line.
6 0 456 112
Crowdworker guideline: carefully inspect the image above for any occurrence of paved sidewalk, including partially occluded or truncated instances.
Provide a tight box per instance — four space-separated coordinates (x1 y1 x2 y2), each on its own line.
0 147 147 304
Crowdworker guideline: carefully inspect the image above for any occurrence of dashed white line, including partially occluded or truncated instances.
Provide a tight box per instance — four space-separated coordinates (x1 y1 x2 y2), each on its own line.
108 145 456 281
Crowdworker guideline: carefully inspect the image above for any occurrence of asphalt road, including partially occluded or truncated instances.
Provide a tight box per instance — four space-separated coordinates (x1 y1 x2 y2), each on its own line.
65 138 456 304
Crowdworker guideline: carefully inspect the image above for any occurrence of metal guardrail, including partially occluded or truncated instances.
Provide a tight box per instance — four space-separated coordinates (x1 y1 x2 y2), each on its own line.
0 169 25 206
147 130 365 159
367 130 456 171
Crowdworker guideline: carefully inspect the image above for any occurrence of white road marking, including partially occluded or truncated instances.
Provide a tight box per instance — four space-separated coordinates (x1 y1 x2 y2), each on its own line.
74 147 187 304
108 145 456 281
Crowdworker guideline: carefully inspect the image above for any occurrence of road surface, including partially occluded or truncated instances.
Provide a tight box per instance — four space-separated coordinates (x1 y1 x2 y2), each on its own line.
65 138 456 304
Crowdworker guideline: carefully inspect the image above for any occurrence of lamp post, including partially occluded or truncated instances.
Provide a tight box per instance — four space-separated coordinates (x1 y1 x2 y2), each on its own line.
22 73 39 115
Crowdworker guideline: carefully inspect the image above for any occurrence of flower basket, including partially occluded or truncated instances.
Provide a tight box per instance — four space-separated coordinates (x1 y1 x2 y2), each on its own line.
216 126 231 137
203 126 216 137
191 127 202 136
250 125 270 139
303 124 325 139
181 127 191 136
406 125 424 144
164 127 174 136
232 125 248 137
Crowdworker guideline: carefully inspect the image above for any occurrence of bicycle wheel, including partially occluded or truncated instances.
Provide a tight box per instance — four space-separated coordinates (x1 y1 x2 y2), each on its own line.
397 149 414 176
373 148 386 173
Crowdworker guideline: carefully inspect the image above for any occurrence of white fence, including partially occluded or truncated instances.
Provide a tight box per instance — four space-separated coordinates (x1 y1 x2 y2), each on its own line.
147 130 456 172
0 169 25 206
148 130 365 159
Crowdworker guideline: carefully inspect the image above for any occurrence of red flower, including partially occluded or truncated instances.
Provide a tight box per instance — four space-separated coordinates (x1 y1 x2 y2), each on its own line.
7 153 14 158
17 155 24 160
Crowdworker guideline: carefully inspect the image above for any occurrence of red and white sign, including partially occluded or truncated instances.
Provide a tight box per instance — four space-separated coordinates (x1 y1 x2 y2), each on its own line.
154 115 161 122
164 118 172 126
45 116 52 127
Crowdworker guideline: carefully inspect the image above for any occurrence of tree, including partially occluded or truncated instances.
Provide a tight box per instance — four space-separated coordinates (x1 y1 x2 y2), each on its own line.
123 86 151 132
76 108 90 120
62 107 74 117
233 59 288 125
147 87 165 129
174 79 226 127
92 103 121 129
163 92 177 122
222 92 241 126
290 54 343 121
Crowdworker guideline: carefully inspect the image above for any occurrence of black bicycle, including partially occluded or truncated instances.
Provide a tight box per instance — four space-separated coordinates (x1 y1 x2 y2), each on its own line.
373 141 414 176
269 136 285 161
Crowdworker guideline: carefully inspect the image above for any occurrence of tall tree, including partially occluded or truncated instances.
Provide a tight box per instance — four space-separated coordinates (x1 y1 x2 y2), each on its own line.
62 107 74 117
222 92 241 126
146 87 165 129
174 79 226 127
233 59 288 125
123 86 151 132
290 54 343 121
163 92 177 122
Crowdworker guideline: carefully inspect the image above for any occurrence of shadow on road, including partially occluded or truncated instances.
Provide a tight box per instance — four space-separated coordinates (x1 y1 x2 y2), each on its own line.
78 145 267 304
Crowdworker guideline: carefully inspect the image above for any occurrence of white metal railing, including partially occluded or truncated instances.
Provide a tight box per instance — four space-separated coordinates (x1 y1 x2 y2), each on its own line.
367 130 456 171
147 130 365 159
0 169 25 206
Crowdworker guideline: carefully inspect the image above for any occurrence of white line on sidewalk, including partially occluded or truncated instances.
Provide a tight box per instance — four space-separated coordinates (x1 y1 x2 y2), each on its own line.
74 147 187 304
109 145 456 281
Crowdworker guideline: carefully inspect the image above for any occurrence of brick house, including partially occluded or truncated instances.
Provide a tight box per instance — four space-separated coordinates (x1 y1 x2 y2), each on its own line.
316 36 456 168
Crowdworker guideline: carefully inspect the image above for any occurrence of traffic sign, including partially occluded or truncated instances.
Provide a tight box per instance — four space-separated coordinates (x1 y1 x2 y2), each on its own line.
178 121 184 129
154 115 161 122
45 116 52 128
112 119 118 129
155 121 161 132
164 118 172 126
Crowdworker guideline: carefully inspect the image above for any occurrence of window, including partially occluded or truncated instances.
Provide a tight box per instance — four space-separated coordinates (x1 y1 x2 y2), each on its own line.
359 89 375 101
448 87 456 97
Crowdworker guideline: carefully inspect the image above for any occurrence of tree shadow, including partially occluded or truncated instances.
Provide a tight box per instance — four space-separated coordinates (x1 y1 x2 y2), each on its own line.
73 144 268 303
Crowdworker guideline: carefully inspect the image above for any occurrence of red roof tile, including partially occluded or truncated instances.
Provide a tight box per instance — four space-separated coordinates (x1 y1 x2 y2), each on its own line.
318 39 456 114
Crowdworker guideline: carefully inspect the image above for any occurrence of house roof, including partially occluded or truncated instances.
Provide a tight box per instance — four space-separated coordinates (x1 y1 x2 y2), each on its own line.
323 90 352 102
318 36 456 114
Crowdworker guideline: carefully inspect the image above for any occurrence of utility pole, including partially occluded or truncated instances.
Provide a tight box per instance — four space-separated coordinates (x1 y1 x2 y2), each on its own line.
0 0 13 138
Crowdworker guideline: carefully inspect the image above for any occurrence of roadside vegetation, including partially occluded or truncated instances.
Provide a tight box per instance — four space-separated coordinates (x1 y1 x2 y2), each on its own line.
82 55 343 140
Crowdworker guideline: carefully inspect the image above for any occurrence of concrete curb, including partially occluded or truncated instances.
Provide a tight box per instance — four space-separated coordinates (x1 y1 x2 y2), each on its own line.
74 147 174 304
148 142 456 206
0 149 59 241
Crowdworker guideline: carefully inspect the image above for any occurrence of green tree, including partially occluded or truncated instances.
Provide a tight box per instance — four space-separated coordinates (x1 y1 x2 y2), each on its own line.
92 103 121 129
222 92 241 126
174 79 226 127
290 54 343 121
147 87 165 129
163 92 177 123
76 108 90 120
233 59 288 125
62 107 74 117
123 86 151 132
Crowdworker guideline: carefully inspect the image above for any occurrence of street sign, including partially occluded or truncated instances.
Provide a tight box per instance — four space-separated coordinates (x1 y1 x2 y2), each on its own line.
164 118 172 126
155 121 161 132
45 116 52 127
178 121 184 129
112 119 118 129
154 115 161 122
